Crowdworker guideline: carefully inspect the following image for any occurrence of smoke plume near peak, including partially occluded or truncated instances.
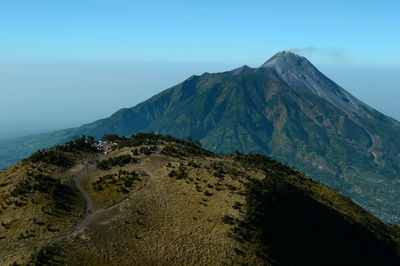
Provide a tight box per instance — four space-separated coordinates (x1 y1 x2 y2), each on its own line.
288 46 351 63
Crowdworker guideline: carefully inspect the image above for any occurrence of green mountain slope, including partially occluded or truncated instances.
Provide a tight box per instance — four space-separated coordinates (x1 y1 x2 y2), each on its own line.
1 51 400 224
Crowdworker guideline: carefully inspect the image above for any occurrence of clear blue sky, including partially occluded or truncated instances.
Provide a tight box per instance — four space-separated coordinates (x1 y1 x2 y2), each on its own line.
1 1 400 138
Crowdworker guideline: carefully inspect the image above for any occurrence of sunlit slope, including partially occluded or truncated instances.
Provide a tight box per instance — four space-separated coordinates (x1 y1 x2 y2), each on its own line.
1 133 400 265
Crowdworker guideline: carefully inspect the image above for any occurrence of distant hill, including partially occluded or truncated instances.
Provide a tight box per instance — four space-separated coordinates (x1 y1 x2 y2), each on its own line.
1 51 400 224
1 133 400 265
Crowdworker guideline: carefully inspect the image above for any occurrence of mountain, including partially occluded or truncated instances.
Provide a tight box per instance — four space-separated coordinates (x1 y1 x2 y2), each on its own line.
1 134 400 265
1 51 400 224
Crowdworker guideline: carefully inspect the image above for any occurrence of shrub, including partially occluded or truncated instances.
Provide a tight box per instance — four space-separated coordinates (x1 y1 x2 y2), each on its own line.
222 215 234 225
26 150 73 168
161 145 182 157
97 154 136 170
11 174 74 211
233 201 243 210
226 184 237 191
92 171 140 193
204 191 213 197
168 170 177 177
188 160 199 168
56 135 97 153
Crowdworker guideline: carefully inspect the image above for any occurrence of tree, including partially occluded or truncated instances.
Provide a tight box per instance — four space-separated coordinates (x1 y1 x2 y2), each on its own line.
186 136 193 144
102 134 121 142
194 140 202 147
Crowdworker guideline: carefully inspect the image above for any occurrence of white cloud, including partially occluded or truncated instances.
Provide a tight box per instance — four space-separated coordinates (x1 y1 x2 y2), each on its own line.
288 46 351 63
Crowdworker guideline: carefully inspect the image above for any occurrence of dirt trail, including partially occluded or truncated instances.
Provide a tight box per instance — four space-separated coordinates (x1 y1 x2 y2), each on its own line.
48 154 100 246
31 153 158 264
49 154 153 245
28 154 102 264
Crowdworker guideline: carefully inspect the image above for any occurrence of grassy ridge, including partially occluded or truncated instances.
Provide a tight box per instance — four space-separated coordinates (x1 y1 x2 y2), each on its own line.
1 133 400 264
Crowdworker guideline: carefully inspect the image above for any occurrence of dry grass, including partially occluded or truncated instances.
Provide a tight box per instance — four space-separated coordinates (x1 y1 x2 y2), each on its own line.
0 144 262 265
0 154 90 265
55 147 263 265
2 138 397 265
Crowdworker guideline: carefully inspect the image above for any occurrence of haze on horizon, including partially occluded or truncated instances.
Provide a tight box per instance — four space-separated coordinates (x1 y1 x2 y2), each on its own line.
1 0 399 139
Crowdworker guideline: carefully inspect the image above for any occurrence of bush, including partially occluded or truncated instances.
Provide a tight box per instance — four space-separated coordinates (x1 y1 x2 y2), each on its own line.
97 154 136 170
139 146 157 155
29 246 62 265
102 134 122 142
11 181 31 196
204 191 213 197
176 165 188 179
188 161 199 168
92 171 140 193
26 150 73 168
226 184 237 191
222 215 234 225
168 165 188 180
11 174 74 211
233 201 243 210
162 145 182 157
168 170 177 177
56 135 97 153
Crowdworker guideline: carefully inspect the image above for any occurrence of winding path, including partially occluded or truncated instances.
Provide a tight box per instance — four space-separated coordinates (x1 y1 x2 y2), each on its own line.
36 152 153 259
48 154 100 246
28 155 102 265
69 163 94 234
48 154 152 245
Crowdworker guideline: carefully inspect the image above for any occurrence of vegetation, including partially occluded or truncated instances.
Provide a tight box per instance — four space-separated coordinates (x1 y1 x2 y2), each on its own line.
110 133 211 157
221 215 234 225
138 146 157 155
232 175 400 265
101 134 123 142
168 164 188 180
2 134 400 265
10 174 74 212
25 150 72 168
92 170 142 193
220 152 400 265
22 135 96 168
97 154 136 170
56 135 97 153
188 160 199 168
29 246 63 265
119 133 167 147
161 145 183 157
3 56 400 227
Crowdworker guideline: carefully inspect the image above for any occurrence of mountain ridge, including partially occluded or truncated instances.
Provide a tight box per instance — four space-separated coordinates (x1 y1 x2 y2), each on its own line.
1 51 400 224
262 51 374 116
1 133 400 265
